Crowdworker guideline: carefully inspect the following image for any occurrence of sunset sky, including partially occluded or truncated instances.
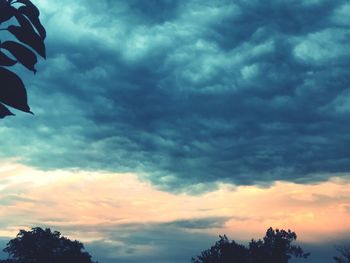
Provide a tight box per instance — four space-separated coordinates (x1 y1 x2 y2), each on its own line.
1 0 350 262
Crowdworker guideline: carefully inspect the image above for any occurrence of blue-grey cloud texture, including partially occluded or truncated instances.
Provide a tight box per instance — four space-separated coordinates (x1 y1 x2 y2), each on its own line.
1 0 350 190
87 231 350 263
29 219 345 263
0 223 346 263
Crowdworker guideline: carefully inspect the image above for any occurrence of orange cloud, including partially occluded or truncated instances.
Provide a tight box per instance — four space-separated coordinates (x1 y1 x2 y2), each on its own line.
0 161 349 243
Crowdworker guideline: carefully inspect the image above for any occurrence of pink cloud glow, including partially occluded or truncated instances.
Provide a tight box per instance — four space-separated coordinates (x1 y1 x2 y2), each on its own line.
0 161 349 243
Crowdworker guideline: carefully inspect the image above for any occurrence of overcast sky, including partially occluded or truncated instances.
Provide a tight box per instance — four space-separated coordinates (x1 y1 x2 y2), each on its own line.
1 0 350 262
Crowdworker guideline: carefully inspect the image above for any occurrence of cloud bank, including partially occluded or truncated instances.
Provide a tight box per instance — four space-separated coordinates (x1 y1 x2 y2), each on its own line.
0 162 350 262
1 0 350 190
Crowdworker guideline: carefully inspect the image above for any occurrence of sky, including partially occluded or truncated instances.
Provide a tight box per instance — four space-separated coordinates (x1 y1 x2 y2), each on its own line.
1 0 350 262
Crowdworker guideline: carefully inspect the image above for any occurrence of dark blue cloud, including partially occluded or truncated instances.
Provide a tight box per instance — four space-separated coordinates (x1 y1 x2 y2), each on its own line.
161 217 230 229
291 238 350 263
85 227 216 263
1 0 350 191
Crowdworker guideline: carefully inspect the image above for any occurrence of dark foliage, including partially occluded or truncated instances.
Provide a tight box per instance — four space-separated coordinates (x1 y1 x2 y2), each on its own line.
0 0 46 118
192 227 309 263
334 246 350 263
192 235 250 263
0 227 98 263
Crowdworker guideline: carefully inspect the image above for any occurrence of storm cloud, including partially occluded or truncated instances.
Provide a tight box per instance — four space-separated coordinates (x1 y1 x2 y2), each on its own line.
1 0 350 191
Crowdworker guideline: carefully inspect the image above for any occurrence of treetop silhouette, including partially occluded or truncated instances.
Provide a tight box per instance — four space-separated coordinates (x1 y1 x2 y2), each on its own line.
0 227 97 263
0 0 46 118
192 227 310 263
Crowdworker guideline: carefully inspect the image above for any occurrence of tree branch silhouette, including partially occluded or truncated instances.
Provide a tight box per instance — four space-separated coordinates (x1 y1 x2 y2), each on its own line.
0 0 46 118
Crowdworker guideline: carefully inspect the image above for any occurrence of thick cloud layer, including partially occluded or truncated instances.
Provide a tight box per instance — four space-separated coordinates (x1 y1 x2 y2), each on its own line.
1 0 350 190
0 163 350 262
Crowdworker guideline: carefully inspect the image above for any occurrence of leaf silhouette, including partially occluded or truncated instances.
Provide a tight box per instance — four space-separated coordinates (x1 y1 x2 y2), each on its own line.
0 0 45 118
18 6 46 39
2 41 37 72
7 25 46 58
0 2 16 23
0 67 32 113
16 0 40 18
0 50 17 66
0 103 14 118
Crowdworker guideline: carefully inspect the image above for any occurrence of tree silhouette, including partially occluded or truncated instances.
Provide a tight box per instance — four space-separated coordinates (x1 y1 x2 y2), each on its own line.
0 227 98 263
0 0 46 118
192 235 250 263
192 227 309 263
248 228 309 263
334 246 350 263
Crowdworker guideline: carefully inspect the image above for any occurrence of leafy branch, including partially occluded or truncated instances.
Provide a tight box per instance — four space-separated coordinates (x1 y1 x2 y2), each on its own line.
0 0 46 118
